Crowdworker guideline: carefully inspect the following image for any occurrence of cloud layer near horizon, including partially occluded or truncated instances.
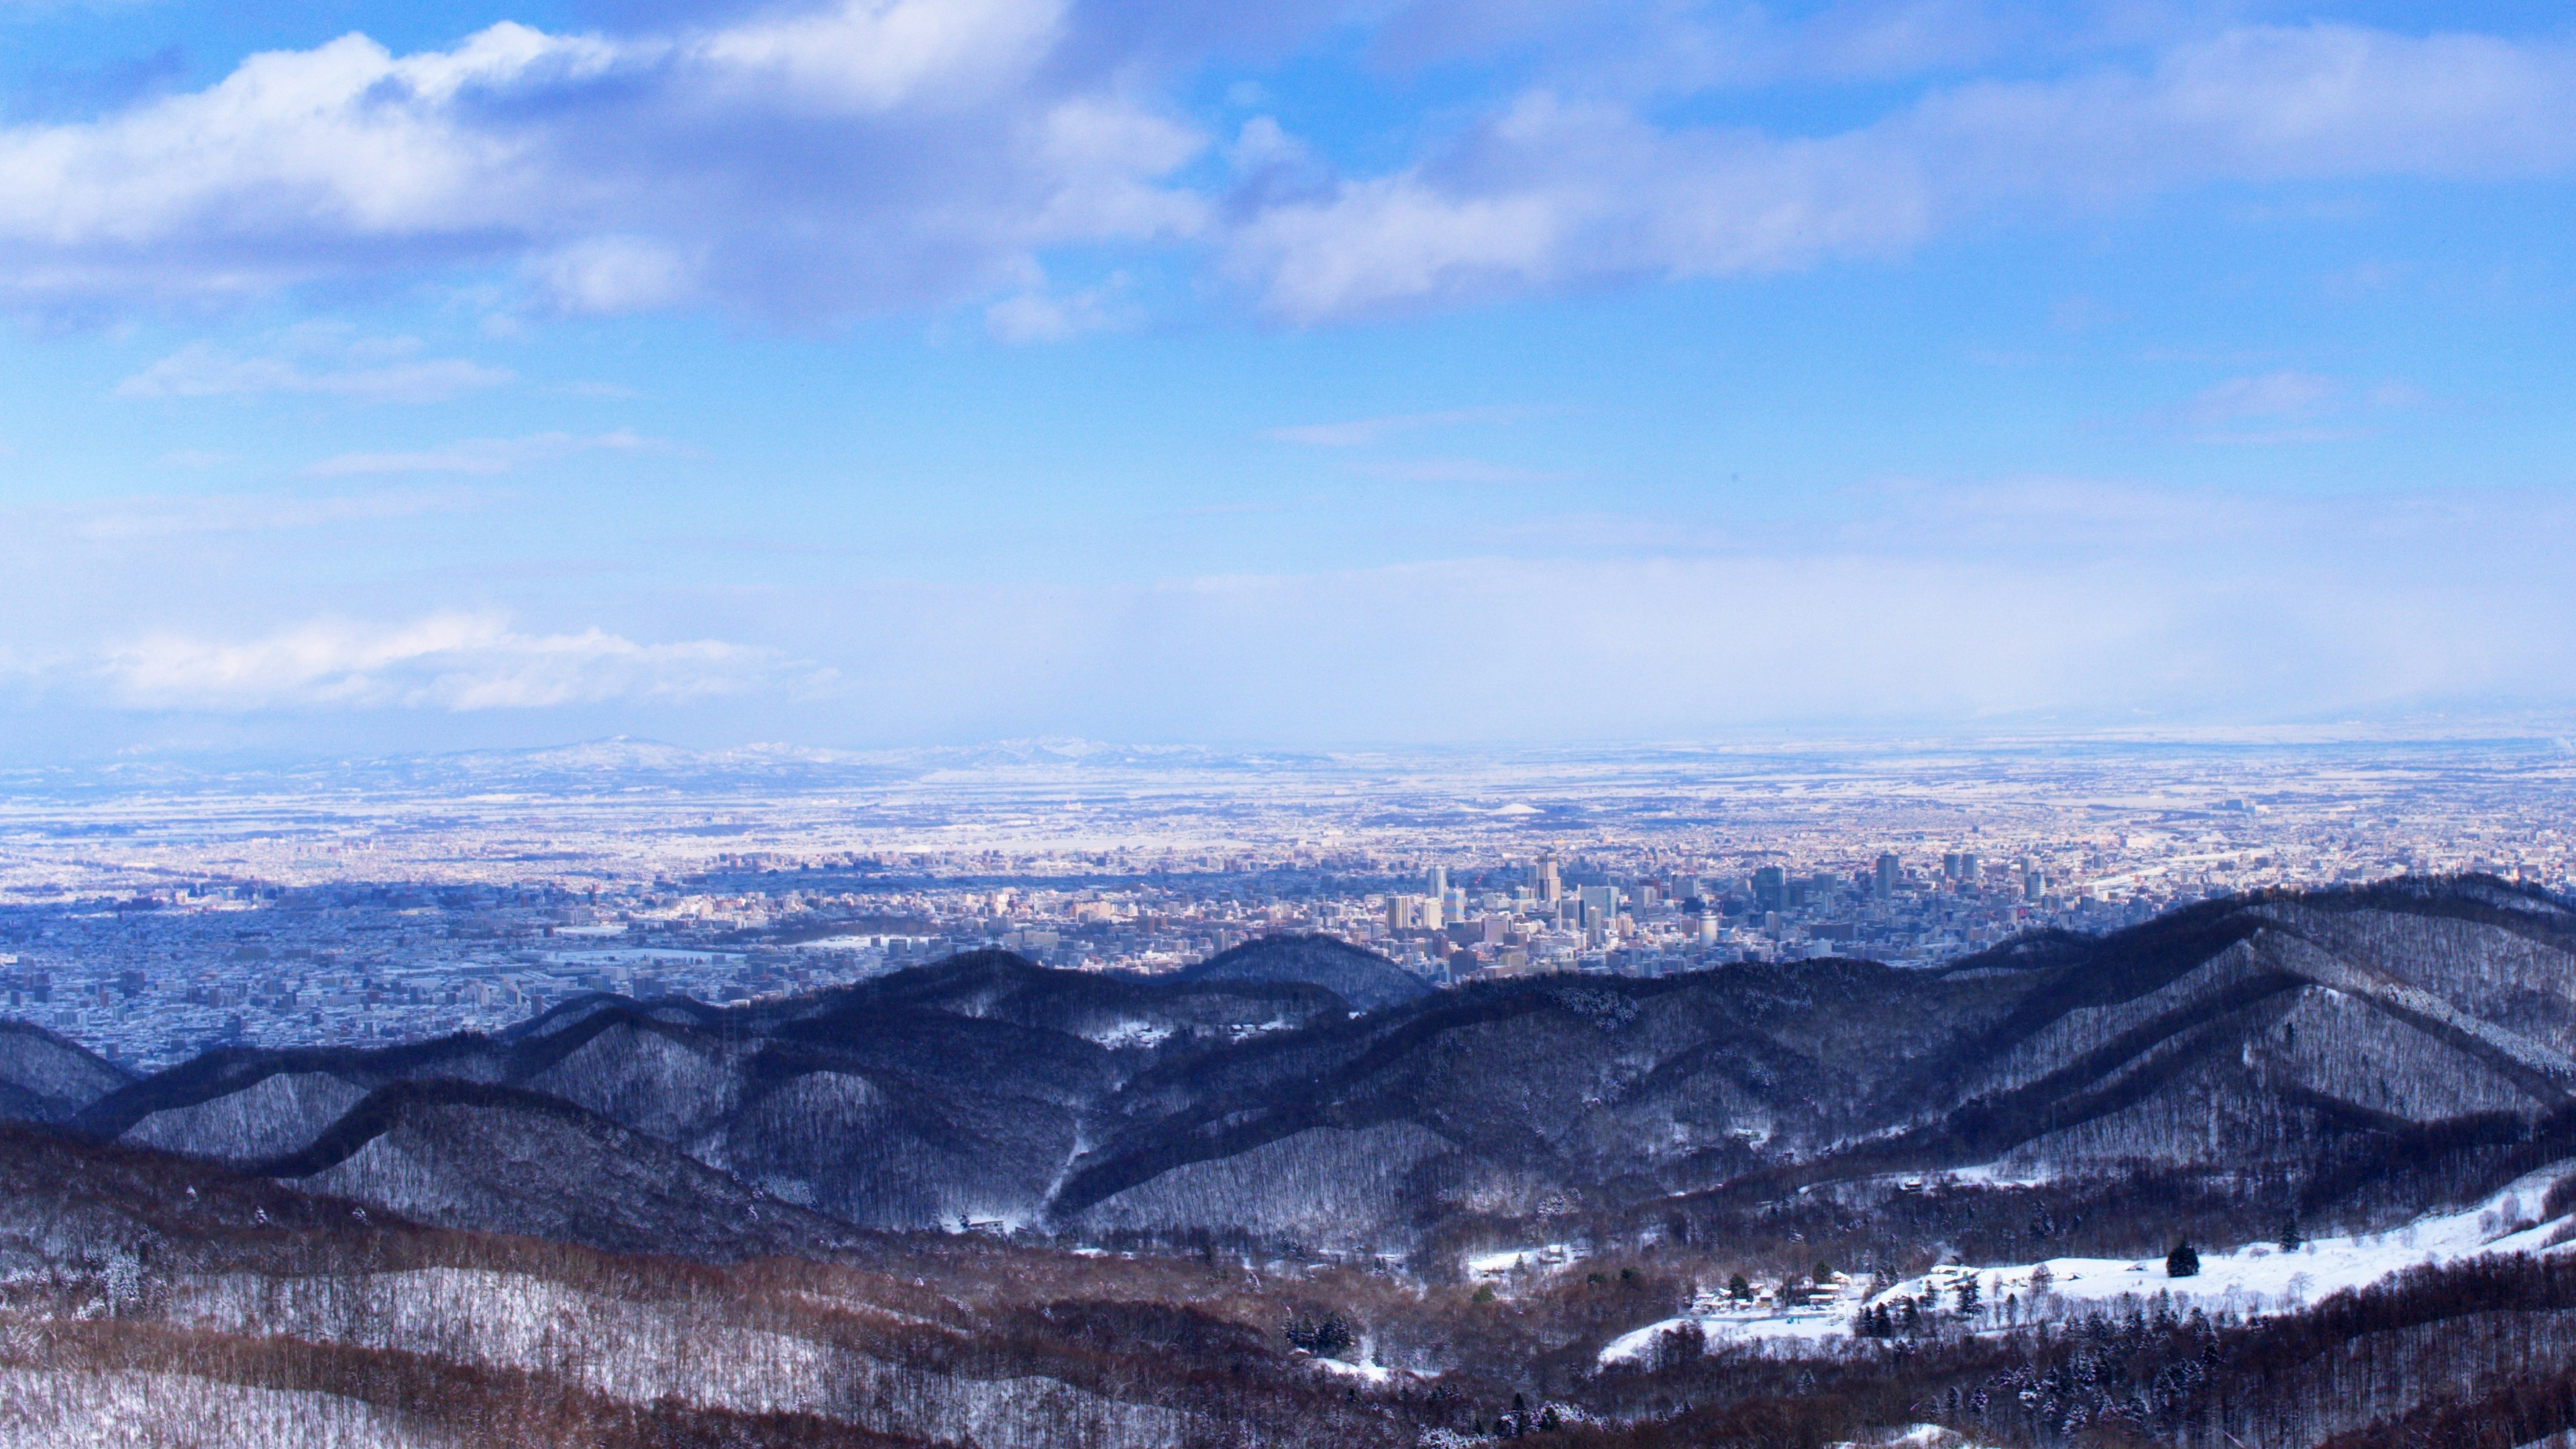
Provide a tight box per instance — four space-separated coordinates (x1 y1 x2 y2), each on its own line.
1 5 2571 323
5 476 2566 739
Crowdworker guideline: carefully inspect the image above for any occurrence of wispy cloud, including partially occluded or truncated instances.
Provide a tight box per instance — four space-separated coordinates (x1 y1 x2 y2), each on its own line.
99 611 780 711
56 486 490 539
2141 370 2426 443
117 341 513 404
1264 406 1536 447
1357 456 1576 484
302 431 659 477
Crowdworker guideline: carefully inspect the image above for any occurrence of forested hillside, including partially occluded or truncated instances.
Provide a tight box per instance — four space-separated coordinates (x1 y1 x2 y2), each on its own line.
25 877 2576 1256
5 878 2576 1446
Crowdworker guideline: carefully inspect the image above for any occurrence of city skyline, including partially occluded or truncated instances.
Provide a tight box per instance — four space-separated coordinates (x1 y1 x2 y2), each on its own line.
2 2 2575 758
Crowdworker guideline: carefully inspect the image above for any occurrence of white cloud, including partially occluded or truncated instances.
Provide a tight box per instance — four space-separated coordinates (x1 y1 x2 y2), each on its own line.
983 272 1133 343
302 430 656 476
799 479 2576 740
2132 370 2428 442
1356 457 1573 485
1226 24 2576 319
117 340 512 403
0 8 2562 335
99 611 776 711
525 237 696 315
2182 371 2340 425
0 3 1204 319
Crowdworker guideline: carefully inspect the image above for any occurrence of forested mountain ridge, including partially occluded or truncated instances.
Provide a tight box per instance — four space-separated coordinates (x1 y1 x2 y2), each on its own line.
1169 932 1437 1011
12 877 2575 1254
0 1018 130 1125
7 879 2576 1448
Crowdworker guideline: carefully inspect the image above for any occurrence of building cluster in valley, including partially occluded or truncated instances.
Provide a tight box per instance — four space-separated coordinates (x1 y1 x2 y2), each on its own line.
1 736 2569 1069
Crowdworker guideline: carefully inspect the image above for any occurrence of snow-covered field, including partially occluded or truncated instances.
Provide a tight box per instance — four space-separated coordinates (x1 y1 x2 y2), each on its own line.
1603 1163 2576 1366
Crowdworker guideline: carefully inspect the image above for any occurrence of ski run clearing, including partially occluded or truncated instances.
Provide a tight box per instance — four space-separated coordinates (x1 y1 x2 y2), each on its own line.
1601 1163 2576 1366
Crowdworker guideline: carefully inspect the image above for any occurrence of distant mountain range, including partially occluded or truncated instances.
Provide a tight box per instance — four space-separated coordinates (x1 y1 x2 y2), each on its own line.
9 877 2571 1264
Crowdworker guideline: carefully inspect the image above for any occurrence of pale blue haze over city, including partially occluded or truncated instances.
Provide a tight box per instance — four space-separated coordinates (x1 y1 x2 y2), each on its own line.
1 0 2571 758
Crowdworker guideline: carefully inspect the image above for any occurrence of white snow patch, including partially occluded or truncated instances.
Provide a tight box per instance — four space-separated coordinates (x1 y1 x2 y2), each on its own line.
1085 1021 1175 1051
1603 1164 2576 1366
1465 1243 1581 1278
1940 1162 2059 1189
1828 1427 1998 1449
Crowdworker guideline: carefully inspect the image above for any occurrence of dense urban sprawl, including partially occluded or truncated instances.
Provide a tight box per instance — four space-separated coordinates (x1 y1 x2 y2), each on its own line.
3 737 2567 1069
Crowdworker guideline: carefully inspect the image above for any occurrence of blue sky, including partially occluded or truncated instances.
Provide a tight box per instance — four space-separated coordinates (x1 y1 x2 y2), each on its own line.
0 0 2572 758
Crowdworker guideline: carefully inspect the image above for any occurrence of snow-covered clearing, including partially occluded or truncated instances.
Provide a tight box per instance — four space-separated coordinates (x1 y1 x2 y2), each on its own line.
1603 1164 2576 1366
1464 1243 1581 1278
1086 1021 1175 1050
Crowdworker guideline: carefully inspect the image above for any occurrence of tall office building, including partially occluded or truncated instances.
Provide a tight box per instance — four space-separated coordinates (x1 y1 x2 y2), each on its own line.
1752 866 1787 912
1533 854 1562 904
1874 853 1901 897
1425 865 1448 897
1956 851 1978 884
1578 885 1619 930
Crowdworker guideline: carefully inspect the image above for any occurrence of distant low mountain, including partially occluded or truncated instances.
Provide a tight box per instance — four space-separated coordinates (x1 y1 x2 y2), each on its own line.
1171 933 1436 1012
0 1018 131 1125
72 951 1353 1248
54 877 2576 1260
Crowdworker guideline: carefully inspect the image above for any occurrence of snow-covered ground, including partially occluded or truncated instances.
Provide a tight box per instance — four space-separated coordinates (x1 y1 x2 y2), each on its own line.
1827 1426 1995 1449
1464 1243 1582 1278
1603 1163 2576 1366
